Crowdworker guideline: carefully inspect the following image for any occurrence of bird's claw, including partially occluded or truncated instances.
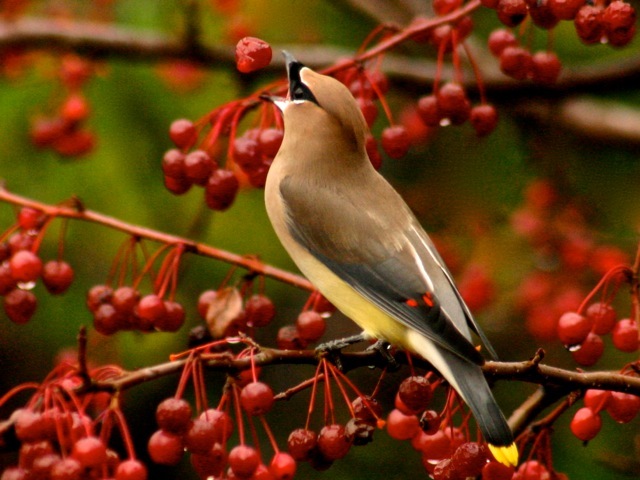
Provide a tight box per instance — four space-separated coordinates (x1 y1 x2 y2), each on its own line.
366 340 400 371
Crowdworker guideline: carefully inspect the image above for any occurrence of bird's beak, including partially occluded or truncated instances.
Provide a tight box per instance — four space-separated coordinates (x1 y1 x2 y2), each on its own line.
260 51 304 113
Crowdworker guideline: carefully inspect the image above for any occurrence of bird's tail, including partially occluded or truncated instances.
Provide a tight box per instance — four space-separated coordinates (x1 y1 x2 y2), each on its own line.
406 330 518 467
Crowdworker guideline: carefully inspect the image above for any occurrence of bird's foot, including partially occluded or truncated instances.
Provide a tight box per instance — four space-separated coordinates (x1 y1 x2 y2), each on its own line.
315 333 368 371
366 340 400 371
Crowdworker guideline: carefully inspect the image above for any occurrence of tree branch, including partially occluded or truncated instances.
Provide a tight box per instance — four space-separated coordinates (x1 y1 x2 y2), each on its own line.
0 186 314 291
2 16 640 97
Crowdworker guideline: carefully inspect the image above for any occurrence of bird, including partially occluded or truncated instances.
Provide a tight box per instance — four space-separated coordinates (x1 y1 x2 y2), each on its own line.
264 51 518 467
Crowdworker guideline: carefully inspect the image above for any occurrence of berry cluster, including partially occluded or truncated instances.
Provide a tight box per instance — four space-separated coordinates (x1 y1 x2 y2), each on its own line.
146 345 298 479
488 29 561 84
484 0 636 48
570 386 640 442
87 284 185 335
555 239 639 365
29 54 96 158
1 207 74 324
383 376 514 479
511 179 630 342
85 241 186 335
0 360 147 480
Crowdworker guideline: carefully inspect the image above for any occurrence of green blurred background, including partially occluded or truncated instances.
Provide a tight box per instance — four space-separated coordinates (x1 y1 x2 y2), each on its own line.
0 1 639 478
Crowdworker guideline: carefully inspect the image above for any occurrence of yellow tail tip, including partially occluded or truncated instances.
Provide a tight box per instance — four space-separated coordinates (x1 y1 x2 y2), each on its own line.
488 442 519 467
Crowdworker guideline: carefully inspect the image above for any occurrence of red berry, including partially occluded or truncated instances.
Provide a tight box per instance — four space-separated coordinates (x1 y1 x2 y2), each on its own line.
52 129 95 157
417 95 441 127
240 381 275 415
162 149 187 179
9 250 42 282
31 453 62 480
351 396 382 425
205 169 240 211
115 459 148 480
4 288 37 324
381 126 410 159
15 409 46 442
148 429 184 466
156 397 193 433
571 332 604 366
244 294 276 327
398 376 432 412
451 442 488 477
0 262 17 295
601 1 636 37
586 302 617 335
529 0 560 29
317 424 351 461
584 389 610 412
496 0 528 26
499 46 533 80
436 83 471 125
258 128 284 157
30 117 66 148
136 294 167 325
432 458 452 480
419 410 441 435
287 428 317 461
235 37 272 73
199 409 234 443
155 300 185 332
184 419 217 455
276 324 308 350
50 457 83 480
184 150 216 185
190 443 227 479
612 319 639 352
574 5 604 44
1 468 28 480
61 93 90 123
415 429 452 460
531 51 562 84
93 302 124 335
233 136 261 172
557 311 591 346
470 104 499 137
165 175 192 195
269 452 296 480
515 460 550 480
295 310 326 342
549 0 584 20
386 408 420 440
18 207 44 231
606 391 640 423
570 407 601 441
169 119 197 148
42 260 74 294
228 444 260 478
433 0 463 15
8 232 35 254
71 436 107 467
482 461 515 480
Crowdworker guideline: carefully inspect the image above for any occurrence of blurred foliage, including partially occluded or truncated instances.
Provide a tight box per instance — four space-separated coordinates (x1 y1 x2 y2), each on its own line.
0 1 639 479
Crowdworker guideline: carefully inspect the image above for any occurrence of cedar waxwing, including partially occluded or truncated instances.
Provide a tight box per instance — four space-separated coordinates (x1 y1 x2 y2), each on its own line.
264 52 518 467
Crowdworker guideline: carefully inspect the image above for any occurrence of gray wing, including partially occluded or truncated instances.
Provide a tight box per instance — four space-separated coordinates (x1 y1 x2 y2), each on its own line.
279 173 495 365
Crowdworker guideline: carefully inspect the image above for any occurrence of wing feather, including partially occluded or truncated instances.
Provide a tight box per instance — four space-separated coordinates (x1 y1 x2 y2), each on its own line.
279 174 488 365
